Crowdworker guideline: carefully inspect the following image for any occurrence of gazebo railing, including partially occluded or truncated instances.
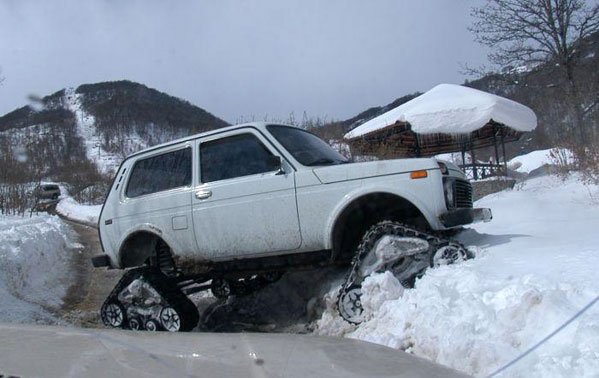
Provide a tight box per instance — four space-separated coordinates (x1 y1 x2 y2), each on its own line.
459 163 505 180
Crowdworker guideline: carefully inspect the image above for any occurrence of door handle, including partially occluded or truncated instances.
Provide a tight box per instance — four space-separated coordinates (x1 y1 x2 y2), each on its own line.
195 189 212 200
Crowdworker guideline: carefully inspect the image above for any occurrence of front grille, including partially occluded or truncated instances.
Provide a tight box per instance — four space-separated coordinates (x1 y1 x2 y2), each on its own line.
454 179 473 208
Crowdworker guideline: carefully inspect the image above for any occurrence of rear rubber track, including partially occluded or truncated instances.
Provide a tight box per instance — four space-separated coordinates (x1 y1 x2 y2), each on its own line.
101 266 199 331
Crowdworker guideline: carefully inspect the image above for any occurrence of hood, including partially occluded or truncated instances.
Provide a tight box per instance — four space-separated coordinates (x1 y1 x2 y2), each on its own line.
312 158 439 184
0 323 468 378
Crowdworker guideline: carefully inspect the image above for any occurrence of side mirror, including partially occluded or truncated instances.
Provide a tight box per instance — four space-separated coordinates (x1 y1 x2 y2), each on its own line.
267 155 284 174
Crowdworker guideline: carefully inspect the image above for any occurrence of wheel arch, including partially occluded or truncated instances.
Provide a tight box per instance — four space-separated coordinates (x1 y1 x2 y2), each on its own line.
328 191 432 261
117 226 174 268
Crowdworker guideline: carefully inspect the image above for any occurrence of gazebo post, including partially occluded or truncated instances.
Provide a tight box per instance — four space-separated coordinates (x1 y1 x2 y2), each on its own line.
493 124 500 175
501 127 508 170
414 134 421 158
470 143 478 180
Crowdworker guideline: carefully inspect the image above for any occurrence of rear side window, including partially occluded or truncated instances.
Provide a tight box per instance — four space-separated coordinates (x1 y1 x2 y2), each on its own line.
126 148 192 198
201 133 273 183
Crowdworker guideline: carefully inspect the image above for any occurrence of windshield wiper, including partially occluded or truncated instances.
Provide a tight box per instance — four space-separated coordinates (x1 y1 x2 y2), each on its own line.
306 158 348 166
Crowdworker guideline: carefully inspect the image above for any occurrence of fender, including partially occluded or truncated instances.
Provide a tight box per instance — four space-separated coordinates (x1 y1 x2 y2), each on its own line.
115 223 184 268
323 182 442 250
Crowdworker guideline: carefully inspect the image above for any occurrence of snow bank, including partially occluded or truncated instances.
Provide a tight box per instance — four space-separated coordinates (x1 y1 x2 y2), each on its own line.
0 214 79 324
508 148 573 173
56 197 102 226
315 175 599 377
345 84 537 139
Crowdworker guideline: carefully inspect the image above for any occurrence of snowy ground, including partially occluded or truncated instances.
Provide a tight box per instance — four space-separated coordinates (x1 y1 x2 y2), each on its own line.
316 174 599 377
3 158 598 377
0 214 81 324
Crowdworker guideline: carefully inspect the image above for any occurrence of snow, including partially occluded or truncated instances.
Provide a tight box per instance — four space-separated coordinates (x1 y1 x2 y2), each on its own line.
64 88 122 175
508 148 574 173
0 214 80 324
315 174 599 377
329 140 351 159
344 84 537 139
56 196 102 226
436 151 474 165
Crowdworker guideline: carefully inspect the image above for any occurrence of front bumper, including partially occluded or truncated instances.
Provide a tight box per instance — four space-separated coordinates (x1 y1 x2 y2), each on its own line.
439 208 492 228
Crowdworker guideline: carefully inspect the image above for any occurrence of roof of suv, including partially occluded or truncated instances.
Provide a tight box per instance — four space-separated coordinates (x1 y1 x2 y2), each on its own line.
125 122 294 161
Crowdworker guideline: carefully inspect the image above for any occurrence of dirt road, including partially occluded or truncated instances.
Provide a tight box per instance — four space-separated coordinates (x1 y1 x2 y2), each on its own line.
56 220 121 327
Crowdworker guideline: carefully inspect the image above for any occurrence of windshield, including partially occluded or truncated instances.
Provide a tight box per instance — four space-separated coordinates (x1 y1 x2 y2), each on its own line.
267 125 349 166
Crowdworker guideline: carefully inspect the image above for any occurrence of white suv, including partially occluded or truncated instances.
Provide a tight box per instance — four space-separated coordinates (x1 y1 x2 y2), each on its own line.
94 122 491 331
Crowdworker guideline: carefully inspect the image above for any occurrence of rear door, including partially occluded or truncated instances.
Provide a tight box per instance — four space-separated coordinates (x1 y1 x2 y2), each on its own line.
112 144 196 264
191 128 301 260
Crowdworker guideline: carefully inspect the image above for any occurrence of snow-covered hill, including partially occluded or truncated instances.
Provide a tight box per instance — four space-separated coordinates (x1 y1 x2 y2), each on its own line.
63 87 122 174
316 174 599 377
0 80 229 181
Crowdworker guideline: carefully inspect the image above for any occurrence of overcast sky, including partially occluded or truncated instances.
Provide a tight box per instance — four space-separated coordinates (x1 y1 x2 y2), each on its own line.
0 0 487 123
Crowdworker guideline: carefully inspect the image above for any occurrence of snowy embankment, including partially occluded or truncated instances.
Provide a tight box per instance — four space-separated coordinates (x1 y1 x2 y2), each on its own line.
508 148 573 173
56 197 102 227
316 175 599 377
0 214 80 324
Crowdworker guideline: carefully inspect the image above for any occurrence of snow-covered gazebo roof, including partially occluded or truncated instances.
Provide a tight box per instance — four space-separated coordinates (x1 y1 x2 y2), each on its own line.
344 84 537 158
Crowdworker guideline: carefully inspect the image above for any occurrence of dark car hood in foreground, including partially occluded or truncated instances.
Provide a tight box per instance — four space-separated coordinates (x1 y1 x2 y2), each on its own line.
0 323 469 377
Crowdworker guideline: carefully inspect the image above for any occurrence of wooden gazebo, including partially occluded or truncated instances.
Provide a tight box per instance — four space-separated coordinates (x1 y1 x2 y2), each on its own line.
344 84 537 179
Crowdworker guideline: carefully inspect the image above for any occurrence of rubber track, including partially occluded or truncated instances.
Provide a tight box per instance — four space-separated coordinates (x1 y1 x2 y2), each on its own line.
101 266 199 331
338 221 469 309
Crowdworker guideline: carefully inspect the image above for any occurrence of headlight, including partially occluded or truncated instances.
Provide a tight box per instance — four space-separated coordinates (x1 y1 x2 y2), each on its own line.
437 161 449 175
444 179 455 209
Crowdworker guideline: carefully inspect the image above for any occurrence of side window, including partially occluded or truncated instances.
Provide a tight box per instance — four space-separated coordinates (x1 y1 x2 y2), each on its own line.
126 147 192 198
201 133 274 183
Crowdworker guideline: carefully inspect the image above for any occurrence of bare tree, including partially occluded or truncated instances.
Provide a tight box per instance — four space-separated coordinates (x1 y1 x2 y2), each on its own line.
470 0 599 142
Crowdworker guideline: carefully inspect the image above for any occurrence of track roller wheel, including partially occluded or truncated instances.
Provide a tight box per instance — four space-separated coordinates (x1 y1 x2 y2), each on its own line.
211 278 232 299
337 285 365 325
101 301 126 328
145 319 161 332
160 306 183 332
432 241 470 266
128 317 143 331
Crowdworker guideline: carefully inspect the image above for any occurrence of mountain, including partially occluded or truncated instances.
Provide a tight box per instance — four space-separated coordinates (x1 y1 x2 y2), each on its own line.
336 92 421 134
0 80 229 187
463 31 599 155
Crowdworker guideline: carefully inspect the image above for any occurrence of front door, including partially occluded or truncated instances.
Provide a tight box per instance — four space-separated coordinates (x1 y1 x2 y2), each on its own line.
191 129 301 260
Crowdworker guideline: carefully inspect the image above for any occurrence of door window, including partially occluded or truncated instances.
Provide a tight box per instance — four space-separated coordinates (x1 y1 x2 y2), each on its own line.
126 147 192 198
200 133 274 183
